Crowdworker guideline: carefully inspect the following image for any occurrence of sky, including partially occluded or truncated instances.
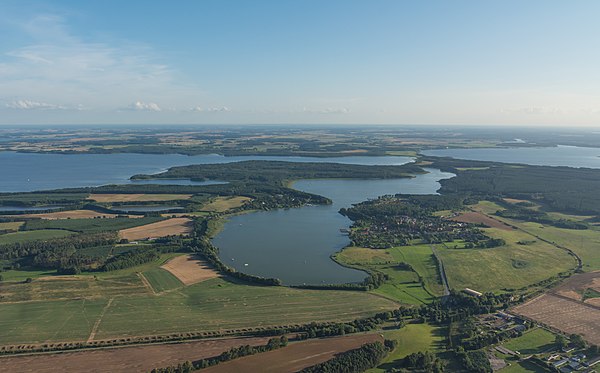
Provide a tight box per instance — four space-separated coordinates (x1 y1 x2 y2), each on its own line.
1 0 600 126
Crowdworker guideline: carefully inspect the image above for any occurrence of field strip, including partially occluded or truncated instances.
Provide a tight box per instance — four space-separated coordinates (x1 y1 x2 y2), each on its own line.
288 350 336 363
87 298 114 343
138 273 156 295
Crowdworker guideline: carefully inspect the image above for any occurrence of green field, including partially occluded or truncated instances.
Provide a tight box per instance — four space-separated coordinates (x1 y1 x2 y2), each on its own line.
142 268 183 292
436 227 574 293
22 216 164 234
335 245 442 305
369 323 446 372
0 229 75 244
502 328 556 355
472 200 600 271
0 276 397 345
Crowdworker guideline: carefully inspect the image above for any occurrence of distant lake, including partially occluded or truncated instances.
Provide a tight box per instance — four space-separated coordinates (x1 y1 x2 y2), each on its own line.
212 168 455 285
422 145 600 168
0 152 413 192
0 205 63 212
111 206 185 213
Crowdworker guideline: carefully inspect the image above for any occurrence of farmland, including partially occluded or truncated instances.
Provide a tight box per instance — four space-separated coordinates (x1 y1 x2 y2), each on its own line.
118 217 193 240
0 229 75 244
13 209 135 219
160 254 219 285
437 227 575 293
203 334 383 373
141 268 183 293
511 271 600 345
0 336 273 373
0 276 397 345
201 196 252 212
334 244 441 305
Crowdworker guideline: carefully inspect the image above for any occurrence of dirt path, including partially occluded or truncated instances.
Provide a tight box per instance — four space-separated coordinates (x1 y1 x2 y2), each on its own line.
138 273 156 295
87 298 114 343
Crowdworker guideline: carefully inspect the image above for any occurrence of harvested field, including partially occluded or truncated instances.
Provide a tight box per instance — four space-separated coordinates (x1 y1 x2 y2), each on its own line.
119 218 192 241
161 254 219 285
204 334 383 373
450 211 513 230
552 271 600 303
201 196 252 212
89 194 192 203
503 198 530 204
0 337 271 373
512 293 600 345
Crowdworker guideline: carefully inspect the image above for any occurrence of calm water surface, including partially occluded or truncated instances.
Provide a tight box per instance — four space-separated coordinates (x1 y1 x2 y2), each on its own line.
422 145 600 168
0 152 412 192
212 168 455 285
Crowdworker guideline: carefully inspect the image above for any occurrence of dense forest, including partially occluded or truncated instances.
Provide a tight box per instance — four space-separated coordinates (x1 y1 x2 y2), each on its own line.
131 160 424 184
427 156 600 215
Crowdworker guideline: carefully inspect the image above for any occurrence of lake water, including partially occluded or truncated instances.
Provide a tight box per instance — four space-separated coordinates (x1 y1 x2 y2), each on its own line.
0 152 412 192
212 168 455 285
112 206 185 213
0 205 64 212
422 145 600 168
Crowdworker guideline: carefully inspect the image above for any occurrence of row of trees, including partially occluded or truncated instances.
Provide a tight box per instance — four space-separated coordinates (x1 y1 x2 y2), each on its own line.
150 336 288 373
300 341 392 373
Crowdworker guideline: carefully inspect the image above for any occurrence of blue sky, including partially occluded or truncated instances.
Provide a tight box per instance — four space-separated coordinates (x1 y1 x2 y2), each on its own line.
1 0 600 125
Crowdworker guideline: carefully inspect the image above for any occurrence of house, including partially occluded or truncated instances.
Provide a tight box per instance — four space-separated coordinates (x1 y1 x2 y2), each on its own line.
553 358 569 368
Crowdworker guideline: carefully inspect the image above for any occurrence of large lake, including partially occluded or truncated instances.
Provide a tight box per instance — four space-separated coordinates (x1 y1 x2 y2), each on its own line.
212 168 455 285
0 152 412 192
422 145 600 168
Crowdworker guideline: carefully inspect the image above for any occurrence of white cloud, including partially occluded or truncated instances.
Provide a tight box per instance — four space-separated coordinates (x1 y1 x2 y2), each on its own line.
5 100 66 110
125 101 162 112
0 14 200 112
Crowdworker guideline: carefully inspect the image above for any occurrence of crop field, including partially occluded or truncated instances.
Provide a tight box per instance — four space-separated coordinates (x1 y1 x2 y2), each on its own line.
0 277 396 345
369 323 446 373
502 328 555 355
0 221 23 232
436 227 575 293
450 211 513 230
0 336 273 373
88 193 192 202
160 254 219 285
201 196 252 212
511 294 600 345
118 217 193 241
23 216 164 233
552 271 600 305
0 274 148 303
204 334 383 373
141 268 183 293
0 229 75 244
